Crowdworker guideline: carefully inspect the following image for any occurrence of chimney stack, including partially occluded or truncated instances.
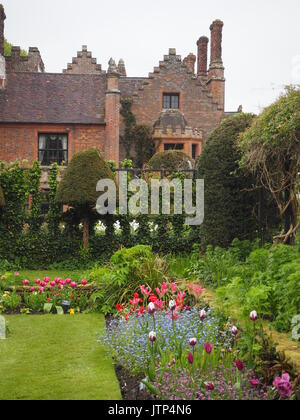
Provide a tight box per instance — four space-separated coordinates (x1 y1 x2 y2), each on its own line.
207 20 225 111
0 4 6 56
118 59 127 77
197 36 209 78
184 53 196 74
209 19 224 66
105 59 120 165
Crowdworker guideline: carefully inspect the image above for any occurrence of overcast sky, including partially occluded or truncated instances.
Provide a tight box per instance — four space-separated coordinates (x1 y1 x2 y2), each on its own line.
2 0 300 113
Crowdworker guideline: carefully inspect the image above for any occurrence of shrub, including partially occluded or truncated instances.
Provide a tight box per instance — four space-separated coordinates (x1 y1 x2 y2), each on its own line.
89 245 169 314
148 151 193 172
0 185 5 208
197 113 280 248
56 148 115 249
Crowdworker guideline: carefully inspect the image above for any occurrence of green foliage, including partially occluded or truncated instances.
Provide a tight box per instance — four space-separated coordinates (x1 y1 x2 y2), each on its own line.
192 240 300 333
149 151 192 172
198 113 266 248
240 87 300 244
56 148 114 206
4 39 27 57
88 245 169 314
0 185 5 207
28 161 42 234
120 99 155 166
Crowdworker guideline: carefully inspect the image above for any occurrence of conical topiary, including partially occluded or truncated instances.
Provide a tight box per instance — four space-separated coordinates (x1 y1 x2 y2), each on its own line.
56 148 115 248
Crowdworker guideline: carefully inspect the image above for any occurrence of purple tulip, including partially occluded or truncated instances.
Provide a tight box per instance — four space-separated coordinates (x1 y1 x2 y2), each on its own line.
204 342 213 354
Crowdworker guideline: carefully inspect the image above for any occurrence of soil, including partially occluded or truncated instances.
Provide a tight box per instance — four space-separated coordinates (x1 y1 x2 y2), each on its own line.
105 315 155 401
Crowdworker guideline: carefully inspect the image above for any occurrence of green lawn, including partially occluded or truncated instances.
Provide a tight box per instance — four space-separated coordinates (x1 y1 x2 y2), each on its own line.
0 314 121 400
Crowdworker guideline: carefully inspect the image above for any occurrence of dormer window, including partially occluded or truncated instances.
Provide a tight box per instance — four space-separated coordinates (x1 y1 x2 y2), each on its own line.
163 93 179 109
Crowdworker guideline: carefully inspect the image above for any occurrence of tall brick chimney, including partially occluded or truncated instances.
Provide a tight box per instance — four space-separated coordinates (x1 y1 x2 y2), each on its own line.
210 20 223 66
197 36 209 78
183 53 196 74
0 4 6 56
105 58 120 165
208 20 225 111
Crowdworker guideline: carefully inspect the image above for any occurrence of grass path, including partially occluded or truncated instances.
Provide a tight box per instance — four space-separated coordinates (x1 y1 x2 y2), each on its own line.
0 314 121 400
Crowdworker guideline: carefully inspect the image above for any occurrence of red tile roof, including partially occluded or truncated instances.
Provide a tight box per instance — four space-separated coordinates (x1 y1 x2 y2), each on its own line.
0 73 148 125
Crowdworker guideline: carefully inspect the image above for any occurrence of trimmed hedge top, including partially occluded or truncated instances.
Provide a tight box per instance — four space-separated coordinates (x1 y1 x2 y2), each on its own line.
56 148 114 206
148 151 193 172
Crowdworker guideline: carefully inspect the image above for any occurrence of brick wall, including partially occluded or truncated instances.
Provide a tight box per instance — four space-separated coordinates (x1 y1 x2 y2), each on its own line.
0 123 106 163
129 49 224 143
5 47 45 73
63 46 103 74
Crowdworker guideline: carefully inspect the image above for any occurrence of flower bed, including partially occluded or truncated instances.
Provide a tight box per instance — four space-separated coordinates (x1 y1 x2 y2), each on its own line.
0 274 94 314
101 281 299 400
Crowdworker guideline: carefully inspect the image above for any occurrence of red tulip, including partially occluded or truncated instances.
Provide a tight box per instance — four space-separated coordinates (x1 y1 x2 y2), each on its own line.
23 280 30 286
81 279 88 286
235 359 244 371
204 382 214 391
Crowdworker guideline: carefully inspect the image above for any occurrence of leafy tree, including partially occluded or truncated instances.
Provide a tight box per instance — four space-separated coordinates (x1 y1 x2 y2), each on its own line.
198 113 268 248
240 87 300 245
4 38 27 57
56 149 114 249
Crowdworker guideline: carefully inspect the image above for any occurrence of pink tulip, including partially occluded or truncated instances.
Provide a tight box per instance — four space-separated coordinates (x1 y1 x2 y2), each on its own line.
250 378 259 387
35 279 41 285
23 280 30 286
43 277 50 283
204 342 213 354
65 278 72 284
81 279 88 286
140 285 151 296
273 373 293 399
40 281 47 287
58 284 64 290
30 287 36 292
170 283 177 292
50 281 56 287
14 272 19 277
39 287 44 293
70 282 77 289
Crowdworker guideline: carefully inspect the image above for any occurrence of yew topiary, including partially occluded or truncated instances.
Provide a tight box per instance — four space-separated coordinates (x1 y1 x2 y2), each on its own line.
198 113 263 247
56 148 114 248
148 151 193 172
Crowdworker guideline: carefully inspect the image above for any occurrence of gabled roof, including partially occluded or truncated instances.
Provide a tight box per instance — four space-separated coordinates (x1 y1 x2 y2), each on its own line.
0 72 107 124
0 72 149 125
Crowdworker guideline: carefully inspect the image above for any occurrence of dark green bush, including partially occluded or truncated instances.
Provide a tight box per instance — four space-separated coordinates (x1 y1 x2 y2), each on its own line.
148 151 193 172
198 113 280 248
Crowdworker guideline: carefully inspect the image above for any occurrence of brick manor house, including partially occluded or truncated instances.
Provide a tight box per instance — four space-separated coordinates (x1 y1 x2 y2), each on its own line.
0 4 227 167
